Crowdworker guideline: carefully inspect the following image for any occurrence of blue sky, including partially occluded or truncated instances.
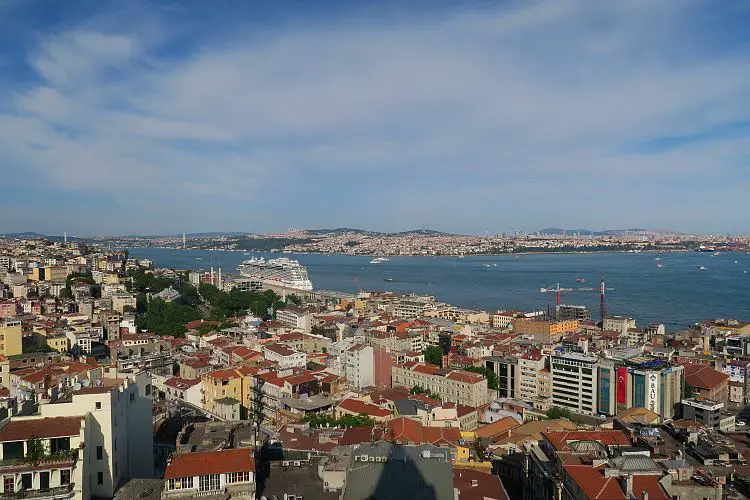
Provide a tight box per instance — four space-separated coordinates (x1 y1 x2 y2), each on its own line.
1 0 750 236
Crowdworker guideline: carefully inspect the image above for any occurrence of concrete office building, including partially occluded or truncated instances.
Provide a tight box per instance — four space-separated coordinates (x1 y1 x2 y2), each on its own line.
550 351 599 415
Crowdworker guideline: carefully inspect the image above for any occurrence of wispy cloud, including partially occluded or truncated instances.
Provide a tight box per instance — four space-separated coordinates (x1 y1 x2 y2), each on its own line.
1 0 749 234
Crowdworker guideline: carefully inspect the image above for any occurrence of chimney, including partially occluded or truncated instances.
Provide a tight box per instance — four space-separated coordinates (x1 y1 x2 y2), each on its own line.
624 475 633 498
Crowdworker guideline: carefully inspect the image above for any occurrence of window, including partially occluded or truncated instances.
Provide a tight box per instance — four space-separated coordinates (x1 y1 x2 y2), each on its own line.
96 446 103 460
225 471 250 484
167 477 193 490
95 402 102 410
3 476 14 493
60 469 71 485
97 472 103 485
199 474 220 492
129 393 135 402
145 384 152 396
114 439 117 452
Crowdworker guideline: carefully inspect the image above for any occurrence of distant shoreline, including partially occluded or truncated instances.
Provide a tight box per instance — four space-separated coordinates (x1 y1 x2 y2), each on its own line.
127 246 697 257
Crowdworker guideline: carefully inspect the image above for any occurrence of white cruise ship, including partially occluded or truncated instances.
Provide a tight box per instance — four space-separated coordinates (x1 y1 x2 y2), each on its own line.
237 257 313 290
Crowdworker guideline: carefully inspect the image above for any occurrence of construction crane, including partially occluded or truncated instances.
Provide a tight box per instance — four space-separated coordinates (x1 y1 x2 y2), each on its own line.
539 280 614 306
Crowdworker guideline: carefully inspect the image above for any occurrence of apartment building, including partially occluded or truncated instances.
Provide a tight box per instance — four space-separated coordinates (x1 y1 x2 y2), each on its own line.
484 356 518 399
550 351 599 415
38 372 154 498
394 301 433 319
0 320 22 357
263 344 307 369
276 306 313 333
518 350 546 401
392 362 488 408
512 319 580 343
0 415 86 498
44 266 69 284
110 294 137 314
603 316 637 335
344 344 374 389
201 367 256 417
161 448 255 499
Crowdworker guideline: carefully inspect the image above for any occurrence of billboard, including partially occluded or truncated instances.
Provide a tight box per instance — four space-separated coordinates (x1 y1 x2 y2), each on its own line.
616 367 627 405
646 372 659 413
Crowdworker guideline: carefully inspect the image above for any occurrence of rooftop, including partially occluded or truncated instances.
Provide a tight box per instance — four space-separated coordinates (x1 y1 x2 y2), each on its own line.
165 448 255 479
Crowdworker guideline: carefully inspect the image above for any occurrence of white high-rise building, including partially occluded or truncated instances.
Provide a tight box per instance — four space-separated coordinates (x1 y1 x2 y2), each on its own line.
550 351 599 415
345 344 374 389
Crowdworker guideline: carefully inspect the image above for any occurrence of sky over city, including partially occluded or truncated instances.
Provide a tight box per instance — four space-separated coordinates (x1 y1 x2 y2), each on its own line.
1 0 749 236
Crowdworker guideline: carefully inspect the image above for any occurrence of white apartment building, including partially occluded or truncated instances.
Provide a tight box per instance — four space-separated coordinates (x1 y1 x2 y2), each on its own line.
518 351 546 401
39 372 154 498
550 351 599 415
276 306 313 333
603 316 637 335
110 294 137 314
66 331 96 355
263 344 307 369
392 362 488 408
344 344 374 389
394 301 434 319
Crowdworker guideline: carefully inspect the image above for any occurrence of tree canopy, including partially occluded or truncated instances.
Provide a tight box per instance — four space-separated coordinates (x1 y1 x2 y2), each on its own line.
199 284 281 319
461 365 499 390
410 385 441 401
140 297 201 337
423 345 444 366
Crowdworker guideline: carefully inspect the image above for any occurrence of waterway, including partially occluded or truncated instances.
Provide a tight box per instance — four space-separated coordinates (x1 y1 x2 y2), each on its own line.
127 248 750 330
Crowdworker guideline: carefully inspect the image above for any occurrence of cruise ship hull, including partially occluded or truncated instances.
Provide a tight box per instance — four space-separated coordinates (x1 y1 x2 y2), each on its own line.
238 257 313 291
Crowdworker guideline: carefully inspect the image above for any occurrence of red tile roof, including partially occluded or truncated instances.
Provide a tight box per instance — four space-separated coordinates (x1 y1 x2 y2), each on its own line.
337 399 392 418
385 417 461 447
0 416 84 442
475 417 520 440
164 448 255 480
564 465 624 499
445 370 484 384
683 364 728 390
454 469 508 500
632 475 669 500
165 377 201 390
264 344 298 357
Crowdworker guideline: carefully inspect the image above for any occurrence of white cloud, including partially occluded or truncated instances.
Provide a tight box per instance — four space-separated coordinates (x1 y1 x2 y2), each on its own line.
1 0 749 233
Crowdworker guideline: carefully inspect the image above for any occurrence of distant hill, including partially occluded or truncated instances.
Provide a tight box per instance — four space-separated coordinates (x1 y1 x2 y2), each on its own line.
304 228 380 236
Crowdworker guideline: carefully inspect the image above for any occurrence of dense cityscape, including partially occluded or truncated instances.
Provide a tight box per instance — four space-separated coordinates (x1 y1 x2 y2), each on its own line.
63 228 750 256
0 235 748 499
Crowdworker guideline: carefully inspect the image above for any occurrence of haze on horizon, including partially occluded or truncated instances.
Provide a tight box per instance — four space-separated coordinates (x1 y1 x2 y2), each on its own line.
1 0 749 236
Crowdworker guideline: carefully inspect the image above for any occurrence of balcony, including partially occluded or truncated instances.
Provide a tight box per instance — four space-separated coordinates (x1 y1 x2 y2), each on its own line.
1 483 75 499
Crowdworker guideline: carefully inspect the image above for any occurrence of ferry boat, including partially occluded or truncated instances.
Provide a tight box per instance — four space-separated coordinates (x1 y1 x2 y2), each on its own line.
238 257 313 290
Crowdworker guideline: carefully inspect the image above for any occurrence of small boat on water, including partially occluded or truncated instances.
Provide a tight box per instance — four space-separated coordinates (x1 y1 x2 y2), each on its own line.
383 277 393 282
712 252 720 256
698 265 706 270
576 278 586 283
657 264 663 268
370 257 389 264
654 257 661 261
195 257 202 260
735 261 739 264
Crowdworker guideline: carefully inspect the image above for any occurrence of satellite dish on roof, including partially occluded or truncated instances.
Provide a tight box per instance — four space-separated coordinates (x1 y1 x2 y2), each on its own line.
80 379 90 387
73 383 82 391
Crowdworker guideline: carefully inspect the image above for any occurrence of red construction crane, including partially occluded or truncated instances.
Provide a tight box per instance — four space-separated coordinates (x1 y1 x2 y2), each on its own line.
539 281 614 306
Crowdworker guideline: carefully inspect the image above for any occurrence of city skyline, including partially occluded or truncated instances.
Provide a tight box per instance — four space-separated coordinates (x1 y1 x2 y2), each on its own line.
2 0 750 235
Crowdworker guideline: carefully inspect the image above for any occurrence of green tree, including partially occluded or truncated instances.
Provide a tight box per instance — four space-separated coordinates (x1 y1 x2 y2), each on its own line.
546 406 573 420
462 366 499 391
287 294 302 306
25 437 45 464
59 287 73 300
410 385 441 401
423 345 444 366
